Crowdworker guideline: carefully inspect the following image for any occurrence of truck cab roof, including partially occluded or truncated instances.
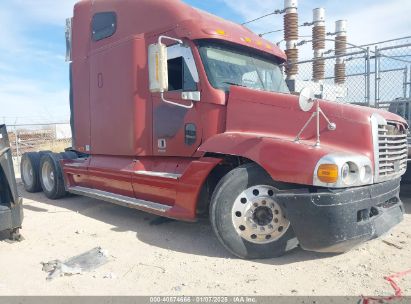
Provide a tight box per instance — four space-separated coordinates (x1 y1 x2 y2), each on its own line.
73 0 286 61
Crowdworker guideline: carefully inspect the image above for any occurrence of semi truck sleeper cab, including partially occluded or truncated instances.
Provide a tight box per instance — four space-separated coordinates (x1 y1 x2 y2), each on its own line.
20 0 407 259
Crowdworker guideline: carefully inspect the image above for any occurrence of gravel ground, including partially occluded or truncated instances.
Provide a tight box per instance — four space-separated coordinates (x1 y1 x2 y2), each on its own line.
0 180 410 296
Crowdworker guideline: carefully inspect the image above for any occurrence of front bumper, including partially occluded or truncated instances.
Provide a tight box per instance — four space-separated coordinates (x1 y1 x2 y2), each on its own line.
276 178 404 253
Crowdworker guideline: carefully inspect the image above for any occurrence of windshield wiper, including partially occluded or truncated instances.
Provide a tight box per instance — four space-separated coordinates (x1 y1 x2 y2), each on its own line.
222 81 246 88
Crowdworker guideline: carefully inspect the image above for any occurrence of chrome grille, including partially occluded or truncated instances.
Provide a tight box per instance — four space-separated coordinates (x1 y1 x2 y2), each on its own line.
376 121 408 181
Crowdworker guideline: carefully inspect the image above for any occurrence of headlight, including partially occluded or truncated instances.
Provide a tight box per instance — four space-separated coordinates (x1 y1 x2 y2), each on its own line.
341 162 358 186
359 164 373 183
314 153 373 188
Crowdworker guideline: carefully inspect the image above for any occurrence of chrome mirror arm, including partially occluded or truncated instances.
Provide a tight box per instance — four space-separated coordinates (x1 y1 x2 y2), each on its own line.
158 35 183 46
160 92 194 109
157 36 193 109
294 99 336 147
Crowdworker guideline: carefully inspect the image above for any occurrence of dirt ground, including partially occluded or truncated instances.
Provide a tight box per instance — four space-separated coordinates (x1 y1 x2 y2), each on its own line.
0 179 410 296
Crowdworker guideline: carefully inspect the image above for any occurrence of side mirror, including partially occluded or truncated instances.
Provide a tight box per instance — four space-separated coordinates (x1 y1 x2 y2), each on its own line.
148 36 194 109
148 42 168 93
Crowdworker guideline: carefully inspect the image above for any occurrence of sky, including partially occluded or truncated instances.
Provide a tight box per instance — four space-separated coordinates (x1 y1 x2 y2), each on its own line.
0 0 410 125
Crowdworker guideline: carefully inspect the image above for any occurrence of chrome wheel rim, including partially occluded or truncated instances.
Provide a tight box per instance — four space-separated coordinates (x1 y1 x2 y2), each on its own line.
22 159 34 188
41 162 55 192
232 185 290 244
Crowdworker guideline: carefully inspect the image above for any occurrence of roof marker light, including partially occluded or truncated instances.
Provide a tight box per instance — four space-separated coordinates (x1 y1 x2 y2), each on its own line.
216 29 226 35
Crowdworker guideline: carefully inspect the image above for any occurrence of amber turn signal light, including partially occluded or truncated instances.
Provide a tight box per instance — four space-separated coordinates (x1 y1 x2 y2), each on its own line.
317 164 339 183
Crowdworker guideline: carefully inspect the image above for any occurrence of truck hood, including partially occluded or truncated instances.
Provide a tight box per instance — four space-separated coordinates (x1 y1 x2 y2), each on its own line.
225 86 407 160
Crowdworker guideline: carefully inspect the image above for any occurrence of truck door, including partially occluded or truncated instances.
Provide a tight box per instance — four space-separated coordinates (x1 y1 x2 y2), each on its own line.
152 43 203 157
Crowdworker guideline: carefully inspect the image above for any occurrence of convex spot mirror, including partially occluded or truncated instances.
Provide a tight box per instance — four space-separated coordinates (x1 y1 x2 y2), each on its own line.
298 87 315 112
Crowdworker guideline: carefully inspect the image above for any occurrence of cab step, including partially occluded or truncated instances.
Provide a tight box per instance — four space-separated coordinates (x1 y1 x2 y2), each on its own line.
67 186 171 213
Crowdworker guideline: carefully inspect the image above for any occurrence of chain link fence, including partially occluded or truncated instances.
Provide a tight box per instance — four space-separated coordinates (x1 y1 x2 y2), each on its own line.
294 36 411 124
8 123 72 170
295 49 369 104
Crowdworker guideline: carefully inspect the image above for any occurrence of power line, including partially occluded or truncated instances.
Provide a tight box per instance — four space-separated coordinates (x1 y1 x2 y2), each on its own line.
241 11 281 25
241 8 289 25
259 23 314 37
258 29 282 37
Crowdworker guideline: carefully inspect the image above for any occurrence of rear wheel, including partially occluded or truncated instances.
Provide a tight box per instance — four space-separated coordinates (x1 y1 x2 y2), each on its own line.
210 163 298 259
21 152 50 192
39 153 67 199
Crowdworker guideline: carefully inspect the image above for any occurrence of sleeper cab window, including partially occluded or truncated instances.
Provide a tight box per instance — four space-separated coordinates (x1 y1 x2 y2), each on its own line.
92 12 117 41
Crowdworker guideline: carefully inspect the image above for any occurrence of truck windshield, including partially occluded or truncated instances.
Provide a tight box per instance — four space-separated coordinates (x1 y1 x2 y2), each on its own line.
198 42 289 94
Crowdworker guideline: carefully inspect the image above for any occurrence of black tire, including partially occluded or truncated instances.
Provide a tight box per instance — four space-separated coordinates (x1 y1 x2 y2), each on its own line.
210 163 298 259
20 152 43 192
59 151 78 160
20 152 41 193
39 153 67 200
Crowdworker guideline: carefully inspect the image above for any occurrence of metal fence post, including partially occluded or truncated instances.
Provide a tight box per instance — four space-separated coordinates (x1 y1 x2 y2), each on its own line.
374 46 380 108
365 47 371 106
403 67 408 99
409 65 411 100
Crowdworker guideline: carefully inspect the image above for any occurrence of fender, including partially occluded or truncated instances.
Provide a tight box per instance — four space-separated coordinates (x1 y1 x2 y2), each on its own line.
167 157 222 221
199 132 338 186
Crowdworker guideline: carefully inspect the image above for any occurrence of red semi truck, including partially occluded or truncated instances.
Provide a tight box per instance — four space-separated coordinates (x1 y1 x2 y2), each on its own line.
21 0 407 259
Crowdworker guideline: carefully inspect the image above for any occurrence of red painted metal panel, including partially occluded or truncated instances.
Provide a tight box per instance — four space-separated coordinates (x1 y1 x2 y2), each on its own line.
89 37 152 156
131 157 191 205
62 158 90 188
87 156 135 197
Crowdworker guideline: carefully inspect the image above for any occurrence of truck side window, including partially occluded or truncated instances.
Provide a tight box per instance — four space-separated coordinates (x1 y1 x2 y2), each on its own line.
92 12 117 41
168 57 183 91
167 57 197 92
167 44 199 92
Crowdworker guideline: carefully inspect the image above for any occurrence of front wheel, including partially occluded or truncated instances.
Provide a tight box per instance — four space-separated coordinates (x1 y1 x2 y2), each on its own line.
210 163 298 259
